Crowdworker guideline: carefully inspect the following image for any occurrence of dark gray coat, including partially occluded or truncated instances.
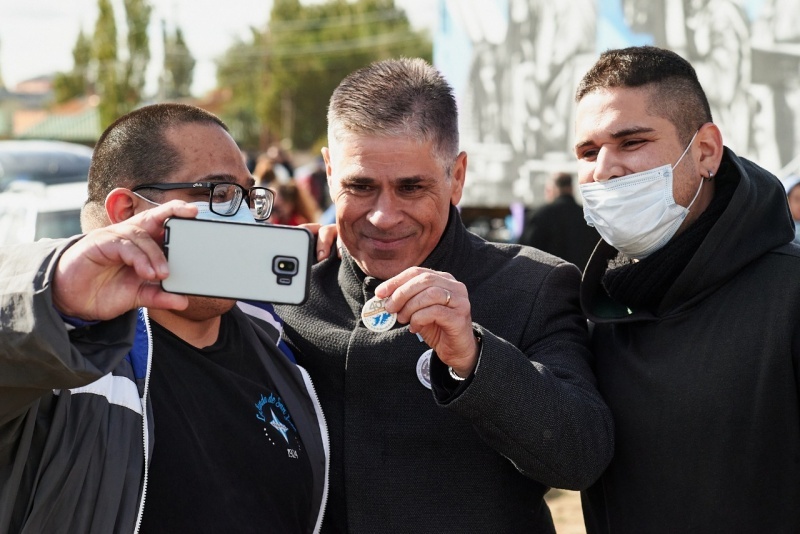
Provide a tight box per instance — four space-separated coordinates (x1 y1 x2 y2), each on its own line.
277 206 613 533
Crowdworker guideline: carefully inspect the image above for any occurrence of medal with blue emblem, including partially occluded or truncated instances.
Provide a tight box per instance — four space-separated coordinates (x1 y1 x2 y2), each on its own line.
361 295 397 332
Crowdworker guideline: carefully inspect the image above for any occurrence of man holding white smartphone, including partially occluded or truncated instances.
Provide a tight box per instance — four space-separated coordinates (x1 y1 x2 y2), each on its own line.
0 104 328 533
275 58 614 533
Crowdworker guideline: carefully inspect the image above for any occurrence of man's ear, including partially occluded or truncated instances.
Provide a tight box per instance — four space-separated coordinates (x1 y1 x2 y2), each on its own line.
322 147 335 200
695 122 724 176
450 151 468 206
105 188 140 224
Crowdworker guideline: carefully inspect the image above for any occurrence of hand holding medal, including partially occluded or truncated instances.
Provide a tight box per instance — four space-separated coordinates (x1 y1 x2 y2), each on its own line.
370 266 479 379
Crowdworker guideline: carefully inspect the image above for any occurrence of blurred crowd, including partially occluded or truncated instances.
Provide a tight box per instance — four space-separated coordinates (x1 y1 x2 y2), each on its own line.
243 144 335 228
244 138 800 270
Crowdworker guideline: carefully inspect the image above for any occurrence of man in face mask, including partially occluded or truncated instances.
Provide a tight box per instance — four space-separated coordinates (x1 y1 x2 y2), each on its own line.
574 46 800 533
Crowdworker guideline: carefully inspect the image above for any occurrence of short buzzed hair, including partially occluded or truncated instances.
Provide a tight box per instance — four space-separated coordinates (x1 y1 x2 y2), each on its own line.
82 103 227 229
327 57 459 174
575 46 712 144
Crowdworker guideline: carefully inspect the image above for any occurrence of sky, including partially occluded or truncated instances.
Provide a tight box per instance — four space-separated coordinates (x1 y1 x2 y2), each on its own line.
0 0 438 96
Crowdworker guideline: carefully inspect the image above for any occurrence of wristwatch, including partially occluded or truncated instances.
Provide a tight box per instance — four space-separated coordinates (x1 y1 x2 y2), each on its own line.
447 334 482 381
447 366 467 381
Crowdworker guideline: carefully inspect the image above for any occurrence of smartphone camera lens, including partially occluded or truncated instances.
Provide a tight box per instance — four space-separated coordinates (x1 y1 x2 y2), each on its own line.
277 259 296 272
273 256 299 285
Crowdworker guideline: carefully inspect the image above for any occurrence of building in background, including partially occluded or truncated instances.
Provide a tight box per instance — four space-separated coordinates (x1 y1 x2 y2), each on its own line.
435 0 800 213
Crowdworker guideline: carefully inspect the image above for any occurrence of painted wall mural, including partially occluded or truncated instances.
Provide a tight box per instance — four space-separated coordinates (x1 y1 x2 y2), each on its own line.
435 0 800 208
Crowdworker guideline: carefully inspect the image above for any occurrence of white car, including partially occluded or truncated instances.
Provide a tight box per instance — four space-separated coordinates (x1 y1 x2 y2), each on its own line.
0 181 87 245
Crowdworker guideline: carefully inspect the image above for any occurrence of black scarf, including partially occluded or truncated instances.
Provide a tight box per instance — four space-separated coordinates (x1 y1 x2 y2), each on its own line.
602 165 736 312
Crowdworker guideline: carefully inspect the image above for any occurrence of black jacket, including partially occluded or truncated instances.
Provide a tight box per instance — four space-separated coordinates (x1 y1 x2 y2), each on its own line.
580 148 800 533
519 195 600 270
277 206 613 533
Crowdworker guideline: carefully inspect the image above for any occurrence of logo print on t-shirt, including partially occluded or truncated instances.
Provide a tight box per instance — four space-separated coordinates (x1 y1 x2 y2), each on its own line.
255 392 302 459
270 409 289 443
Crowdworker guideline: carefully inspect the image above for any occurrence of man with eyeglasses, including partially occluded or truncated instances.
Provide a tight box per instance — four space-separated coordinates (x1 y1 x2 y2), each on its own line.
0 103 328 533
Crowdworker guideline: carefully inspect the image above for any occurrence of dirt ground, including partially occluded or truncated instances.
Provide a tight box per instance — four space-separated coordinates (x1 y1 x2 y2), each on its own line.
544 489 586 534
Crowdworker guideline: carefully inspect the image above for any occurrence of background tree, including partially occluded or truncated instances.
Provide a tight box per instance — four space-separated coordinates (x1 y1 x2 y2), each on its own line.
122 0 152 105
92 0 121 127
0 38 4 89
217 0 431 151
216 28 268 149
53 30 92 104
161 23 196 99
92 0 151 128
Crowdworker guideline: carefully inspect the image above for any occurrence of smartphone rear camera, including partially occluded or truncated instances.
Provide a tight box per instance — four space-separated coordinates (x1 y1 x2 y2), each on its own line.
273 256 299 285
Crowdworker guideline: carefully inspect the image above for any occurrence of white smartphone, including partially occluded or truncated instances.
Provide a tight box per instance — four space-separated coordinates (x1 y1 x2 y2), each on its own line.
162 217 312 305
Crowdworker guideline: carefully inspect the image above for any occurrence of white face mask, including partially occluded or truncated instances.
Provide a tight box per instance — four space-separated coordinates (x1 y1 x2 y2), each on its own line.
580 131 703 259
132 194 257 224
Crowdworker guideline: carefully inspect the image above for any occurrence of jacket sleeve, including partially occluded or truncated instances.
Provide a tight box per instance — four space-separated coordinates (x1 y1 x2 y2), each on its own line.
430 261 614 490
0 238 137 426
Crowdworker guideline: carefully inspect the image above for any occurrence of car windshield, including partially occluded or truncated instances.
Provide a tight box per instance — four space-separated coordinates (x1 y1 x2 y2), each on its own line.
0 142 93 191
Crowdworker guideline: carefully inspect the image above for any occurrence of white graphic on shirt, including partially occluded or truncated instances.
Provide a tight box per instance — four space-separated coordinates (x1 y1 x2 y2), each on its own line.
270 409 290 443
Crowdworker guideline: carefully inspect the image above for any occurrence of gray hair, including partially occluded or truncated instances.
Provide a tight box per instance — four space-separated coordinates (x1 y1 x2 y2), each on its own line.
327 58 459 174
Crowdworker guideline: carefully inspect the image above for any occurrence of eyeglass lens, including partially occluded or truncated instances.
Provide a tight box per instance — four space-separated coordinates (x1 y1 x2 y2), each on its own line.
248 188 273 220
209 183 243 216
208 183 273 221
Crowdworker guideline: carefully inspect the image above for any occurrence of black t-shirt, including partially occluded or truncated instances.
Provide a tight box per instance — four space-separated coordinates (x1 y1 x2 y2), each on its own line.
139 312 314 533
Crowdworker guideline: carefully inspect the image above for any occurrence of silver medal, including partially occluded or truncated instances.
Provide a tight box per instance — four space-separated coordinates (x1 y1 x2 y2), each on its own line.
361 295 397 332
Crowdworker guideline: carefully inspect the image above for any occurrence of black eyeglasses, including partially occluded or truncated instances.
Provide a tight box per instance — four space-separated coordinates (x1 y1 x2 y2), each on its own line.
131 182 274 221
